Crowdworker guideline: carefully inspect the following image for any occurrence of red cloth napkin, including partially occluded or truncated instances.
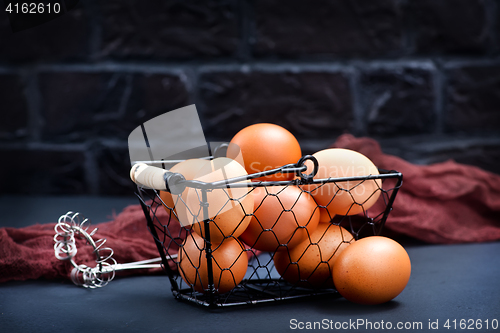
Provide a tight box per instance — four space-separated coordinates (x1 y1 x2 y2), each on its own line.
0 204 182 283
2 134 500 283
332 134 500 244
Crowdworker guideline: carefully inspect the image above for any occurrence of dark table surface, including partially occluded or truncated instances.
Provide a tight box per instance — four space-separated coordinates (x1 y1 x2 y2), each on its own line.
1 195 499 333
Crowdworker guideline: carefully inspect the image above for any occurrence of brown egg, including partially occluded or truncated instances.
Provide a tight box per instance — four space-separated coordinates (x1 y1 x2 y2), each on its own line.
159 158 210 226
273 223 354 289
333 236 411 305
178 232 248 294
186 157 254 243
318 207 335 223
304 148 382 216
239 185 320 252
227 123 302 181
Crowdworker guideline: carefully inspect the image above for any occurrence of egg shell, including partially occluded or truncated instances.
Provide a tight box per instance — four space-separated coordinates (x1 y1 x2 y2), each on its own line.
239 185 320 252
273 223 354 289
227 123 302 181
179 232 248 294
332 236 411 305
318 207 335 223
186 157 254 243
304 148 382 216
159 158 210 225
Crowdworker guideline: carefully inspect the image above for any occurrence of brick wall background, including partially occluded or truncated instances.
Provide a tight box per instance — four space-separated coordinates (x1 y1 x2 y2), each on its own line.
1 0 499 196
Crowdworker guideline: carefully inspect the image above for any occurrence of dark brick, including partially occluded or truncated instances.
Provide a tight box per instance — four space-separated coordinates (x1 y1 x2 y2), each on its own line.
411 0 493 54
99 0 239 60
39 71 125 141
359 66 436 137
39 71 189 142
95 144 136 196
380 136 500 176
423 143 500 176
0 4 89 62
0 147 87 194
451 144 500 176
253 0 404 58
131 73 191 120
0 74 28 140
198 70 353 141
445 63 500 134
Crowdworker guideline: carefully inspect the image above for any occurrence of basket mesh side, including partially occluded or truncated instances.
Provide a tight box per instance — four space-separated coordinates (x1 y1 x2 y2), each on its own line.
136 170 402 307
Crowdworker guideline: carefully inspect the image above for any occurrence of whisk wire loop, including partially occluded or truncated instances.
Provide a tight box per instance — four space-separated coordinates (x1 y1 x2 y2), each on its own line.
54 211 165 288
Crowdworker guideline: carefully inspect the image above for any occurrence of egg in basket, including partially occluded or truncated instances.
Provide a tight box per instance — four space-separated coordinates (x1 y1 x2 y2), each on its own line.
128 105 405 307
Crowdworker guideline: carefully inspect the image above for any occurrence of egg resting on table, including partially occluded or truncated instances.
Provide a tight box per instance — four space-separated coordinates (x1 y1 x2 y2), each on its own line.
333 236 411 305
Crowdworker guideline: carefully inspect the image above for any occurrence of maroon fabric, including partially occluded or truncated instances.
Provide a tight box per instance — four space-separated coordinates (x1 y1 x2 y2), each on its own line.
0 204 181 283
332 134 500 244
1 134 500 283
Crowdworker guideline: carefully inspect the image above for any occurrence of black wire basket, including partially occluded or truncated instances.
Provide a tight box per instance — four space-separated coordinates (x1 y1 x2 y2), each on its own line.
135 151 403 308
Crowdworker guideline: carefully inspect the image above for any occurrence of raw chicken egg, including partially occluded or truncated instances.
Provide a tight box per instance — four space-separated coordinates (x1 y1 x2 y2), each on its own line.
332 236 411 305
179 232 248 294
186 157 254 243
273 223 354 289
319 207 335 223
239 185 320 252
227 123 302 181
304 148 382 216
159 158 210 225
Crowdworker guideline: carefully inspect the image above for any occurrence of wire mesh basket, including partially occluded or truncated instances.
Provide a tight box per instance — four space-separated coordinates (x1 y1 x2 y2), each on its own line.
134 150 402 308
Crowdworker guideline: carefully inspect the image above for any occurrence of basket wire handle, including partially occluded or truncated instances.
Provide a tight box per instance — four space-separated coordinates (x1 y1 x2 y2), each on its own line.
295 155 319 183
53 211 175 288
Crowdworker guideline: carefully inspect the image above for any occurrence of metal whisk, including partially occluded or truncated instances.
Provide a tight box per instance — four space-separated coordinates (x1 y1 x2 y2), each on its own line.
54 211 175 288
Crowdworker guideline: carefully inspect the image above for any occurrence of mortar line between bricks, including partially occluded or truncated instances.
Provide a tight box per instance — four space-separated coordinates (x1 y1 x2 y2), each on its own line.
348 66 366 136
399 0 415 56
441 57 500 69
0 141 88 151
433 60 445 135
485 0 499 55
1 58 500 73
87 0 103 61
189 67 200 113
235 0 253 62
22 69 42 143
84 146 100 195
